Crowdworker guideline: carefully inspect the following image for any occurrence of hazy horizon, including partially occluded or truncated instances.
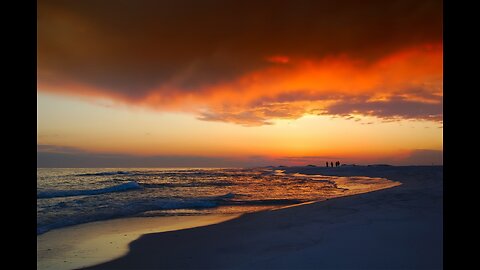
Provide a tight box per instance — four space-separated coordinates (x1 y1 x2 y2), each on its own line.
37 145 442 168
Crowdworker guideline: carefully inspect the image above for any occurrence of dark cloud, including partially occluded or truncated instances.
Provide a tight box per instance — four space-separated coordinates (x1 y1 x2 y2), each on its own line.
276 156 341 163
38 0 442 97
196 93 442 126
37 145 443 167
37 144 85 154
197 101 312 126
37 151 249 168
375 149 443 166
401 149 443 165
37 144 271 168
197 111 274 127
324 96 443 121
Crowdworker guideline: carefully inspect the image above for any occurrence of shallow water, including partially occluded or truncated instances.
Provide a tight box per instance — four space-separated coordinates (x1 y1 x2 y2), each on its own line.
37 167 399 234
37 215 239 270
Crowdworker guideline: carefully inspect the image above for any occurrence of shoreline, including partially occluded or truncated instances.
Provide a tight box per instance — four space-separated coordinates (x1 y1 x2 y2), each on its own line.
84 166 442 269
37 214 240 270
37 167 400 270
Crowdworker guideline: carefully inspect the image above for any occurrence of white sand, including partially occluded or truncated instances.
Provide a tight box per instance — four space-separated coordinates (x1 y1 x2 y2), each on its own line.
82 166 442 269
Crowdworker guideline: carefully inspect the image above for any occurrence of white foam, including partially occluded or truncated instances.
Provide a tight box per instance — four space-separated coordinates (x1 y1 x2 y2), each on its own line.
37 181 141 199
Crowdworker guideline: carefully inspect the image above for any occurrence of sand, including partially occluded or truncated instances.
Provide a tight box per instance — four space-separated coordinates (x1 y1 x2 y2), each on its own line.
80 166 442 269
37 215 239 270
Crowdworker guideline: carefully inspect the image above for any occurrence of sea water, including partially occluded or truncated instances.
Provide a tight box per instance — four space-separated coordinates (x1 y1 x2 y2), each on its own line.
37 167 398 234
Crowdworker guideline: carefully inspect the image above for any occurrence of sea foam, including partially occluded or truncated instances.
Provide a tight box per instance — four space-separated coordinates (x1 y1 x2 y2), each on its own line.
37 181 141 199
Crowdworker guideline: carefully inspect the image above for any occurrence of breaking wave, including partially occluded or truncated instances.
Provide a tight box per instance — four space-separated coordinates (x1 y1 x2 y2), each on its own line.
37 181 141 199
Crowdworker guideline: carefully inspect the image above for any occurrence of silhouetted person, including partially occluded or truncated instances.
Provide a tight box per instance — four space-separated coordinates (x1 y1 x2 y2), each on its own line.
336 161 340 167
330 162 333 167
326 162 329 167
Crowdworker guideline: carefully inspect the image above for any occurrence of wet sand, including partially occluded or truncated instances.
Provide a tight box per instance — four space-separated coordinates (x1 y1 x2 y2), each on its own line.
37 214 239 270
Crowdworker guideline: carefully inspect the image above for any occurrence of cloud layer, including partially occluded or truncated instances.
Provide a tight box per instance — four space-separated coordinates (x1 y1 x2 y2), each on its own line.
38 0 443 125
37 145 443 167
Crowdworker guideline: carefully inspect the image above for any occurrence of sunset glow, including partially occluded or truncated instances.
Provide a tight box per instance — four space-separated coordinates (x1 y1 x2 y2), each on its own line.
37 0 443 167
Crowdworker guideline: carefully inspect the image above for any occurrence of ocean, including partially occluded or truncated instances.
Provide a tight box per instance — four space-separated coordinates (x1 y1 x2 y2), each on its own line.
37 167 398 235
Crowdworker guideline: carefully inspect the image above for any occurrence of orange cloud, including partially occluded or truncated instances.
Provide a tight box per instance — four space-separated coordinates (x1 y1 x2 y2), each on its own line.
39 43 442 126
38 0 442 126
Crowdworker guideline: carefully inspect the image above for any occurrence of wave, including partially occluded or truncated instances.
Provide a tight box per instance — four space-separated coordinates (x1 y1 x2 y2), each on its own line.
74 170 223 177
216 192 236 199
185 193 300 206
140 181 234 188
75 171 131 176
37 192 232 234
37 181 141 199
150 198 218 210
36 192 306 235
138 193 237 213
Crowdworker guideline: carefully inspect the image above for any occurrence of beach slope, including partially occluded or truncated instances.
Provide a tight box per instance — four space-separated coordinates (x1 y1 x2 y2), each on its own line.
86 166 443 269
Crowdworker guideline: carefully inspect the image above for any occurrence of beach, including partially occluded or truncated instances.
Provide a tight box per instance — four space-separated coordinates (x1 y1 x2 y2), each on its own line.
37 215 240 270
37 1 443 269
82 165 442 269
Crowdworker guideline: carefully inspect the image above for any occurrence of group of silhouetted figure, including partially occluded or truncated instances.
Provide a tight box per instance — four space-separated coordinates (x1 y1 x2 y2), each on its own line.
326 161 340 167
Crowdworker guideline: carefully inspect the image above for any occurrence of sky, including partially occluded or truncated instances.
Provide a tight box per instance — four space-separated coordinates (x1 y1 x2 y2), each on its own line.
37 0 443 167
